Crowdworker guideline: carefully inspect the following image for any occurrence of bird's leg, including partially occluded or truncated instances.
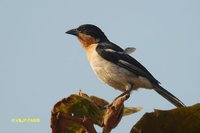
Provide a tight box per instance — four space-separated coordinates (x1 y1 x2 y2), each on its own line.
114 84 133 101
103 85 132 133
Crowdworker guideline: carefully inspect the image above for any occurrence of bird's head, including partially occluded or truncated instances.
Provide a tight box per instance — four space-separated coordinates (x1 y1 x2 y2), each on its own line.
66 24 109 48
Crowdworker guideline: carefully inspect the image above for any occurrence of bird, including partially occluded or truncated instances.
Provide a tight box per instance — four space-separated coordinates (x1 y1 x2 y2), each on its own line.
66 24 185 107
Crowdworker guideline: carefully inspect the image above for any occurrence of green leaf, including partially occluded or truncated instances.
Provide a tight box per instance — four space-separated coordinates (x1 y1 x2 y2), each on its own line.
131 103 200 133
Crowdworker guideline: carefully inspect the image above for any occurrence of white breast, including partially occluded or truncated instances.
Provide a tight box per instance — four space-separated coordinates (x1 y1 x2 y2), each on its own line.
85 44 153 91
85 44 132 91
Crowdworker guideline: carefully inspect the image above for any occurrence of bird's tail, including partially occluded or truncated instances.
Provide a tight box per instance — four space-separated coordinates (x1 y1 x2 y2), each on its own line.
153 85 186 107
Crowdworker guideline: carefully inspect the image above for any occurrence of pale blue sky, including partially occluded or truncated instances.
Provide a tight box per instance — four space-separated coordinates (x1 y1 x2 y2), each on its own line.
1 0 200 132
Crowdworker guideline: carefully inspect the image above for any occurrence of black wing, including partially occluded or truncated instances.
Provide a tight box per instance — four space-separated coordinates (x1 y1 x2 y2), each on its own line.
96 42 160 85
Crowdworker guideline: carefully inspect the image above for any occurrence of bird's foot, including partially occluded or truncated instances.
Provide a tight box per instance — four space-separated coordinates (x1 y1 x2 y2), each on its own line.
103 89 130 133
114 89 132 101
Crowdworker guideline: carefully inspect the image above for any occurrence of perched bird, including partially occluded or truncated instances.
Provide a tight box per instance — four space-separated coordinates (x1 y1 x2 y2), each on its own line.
66 24 185 107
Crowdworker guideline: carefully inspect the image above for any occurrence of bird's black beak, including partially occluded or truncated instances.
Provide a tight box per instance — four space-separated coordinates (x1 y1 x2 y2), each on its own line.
65 28 79 36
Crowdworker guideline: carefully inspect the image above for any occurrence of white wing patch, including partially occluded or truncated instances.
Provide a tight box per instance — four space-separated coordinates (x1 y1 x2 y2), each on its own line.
104 48 116 52
104 47 136 55
118 59 145 75
118 59 154 80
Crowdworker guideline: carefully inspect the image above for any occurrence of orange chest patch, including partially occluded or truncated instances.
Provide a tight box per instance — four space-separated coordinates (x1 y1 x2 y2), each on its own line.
77 33 97 48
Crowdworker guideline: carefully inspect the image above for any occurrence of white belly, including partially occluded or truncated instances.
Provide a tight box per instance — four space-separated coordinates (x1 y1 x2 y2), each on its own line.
86 44 152 92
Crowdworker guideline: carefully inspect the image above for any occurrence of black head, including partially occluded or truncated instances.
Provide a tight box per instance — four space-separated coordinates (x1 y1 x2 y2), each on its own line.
66 24 109 42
